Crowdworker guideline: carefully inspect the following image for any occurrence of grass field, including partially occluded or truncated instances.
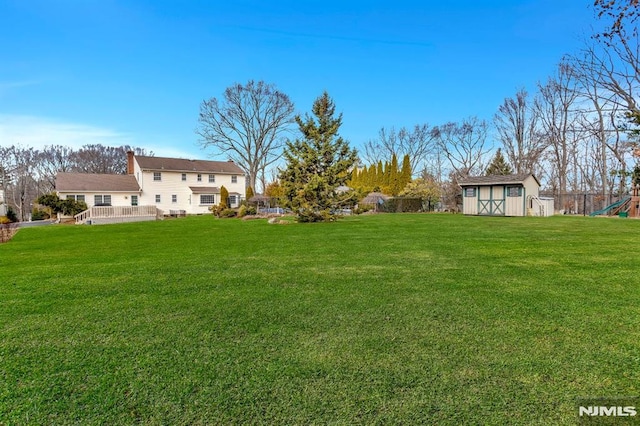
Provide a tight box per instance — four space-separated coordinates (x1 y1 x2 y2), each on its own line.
1 214 639 424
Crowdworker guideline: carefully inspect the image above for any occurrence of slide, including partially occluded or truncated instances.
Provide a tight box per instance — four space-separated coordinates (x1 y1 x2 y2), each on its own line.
589 196 631 216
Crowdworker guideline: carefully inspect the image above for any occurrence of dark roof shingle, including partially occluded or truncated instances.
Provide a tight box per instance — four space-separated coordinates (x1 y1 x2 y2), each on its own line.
189 186 220 194
135 155 244 174
458 174 539 186
56 173 141 192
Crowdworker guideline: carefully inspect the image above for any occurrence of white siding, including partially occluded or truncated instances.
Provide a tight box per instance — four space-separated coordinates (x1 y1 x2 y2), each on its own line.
462 187 478 215
522 176 539 198
504 186 524 216
133 158 246 214
58 191 138 208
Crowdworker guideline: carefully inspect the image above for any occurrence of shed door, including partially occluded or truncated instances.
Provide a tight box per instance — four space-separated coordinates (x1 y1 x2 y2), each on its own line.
478 186 505 216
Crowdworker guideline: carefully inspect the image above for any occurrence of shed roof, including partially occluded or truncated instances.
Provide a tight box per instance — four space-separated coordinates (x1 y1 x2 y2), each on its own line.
135 155 244 174
56 173 141 192
458 173 540 187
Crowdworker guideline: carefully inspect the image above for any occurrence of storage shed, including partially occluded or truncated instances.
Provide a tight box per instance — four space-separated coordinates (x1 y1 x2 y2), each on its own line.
458 174 551 217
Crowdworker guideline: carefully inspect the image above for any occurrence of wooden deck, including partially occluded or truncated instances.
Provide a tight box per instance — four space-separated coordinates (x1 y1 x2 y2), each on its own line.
74 205 163 224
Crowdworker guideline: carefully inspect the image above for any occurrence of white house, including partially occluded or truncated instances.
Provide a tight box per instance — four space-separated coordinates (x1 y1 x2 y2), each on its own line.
55 152 246 222
458 174 553 217
129 153 246 213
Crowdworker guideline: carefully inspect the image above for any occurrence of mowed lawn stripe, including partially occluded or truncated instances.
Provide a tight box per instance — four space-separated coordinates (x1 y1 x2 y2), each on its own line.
1 214 638 424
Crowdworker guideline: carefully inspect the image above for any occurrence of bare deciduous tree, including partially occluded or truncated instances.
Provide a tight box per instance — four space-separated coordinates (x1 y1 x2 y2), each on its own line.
73 145 150 174
535 62 584 210
36 145 78 192
593 0 639 41
590 1 640 128
362 124 437 175
570 45 631 198
494 89 547 175
432 116 491 181
3 146 40 221
196 80 295 192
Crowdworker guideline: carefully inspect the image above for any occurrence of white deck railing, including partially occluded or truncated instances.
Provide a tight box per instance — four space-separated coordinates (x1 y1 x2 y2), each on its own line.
74 205 161 224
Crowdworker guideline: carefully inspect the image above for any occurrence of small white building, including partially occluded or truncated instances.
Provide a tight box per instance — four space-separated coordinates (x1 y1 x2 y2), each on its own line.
458 174 553 217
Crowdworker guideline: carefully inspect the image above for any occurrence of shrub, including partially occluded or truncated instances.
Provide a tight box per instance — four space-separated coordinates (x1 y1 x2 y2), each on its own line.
58 199 88 216
380 197 423 213
295 208 335 223
209 205 223 217
238 204 248 218
220 208 237 218
6 207 18 223
353 205 372 215
31 208 49 221
36 193 87 216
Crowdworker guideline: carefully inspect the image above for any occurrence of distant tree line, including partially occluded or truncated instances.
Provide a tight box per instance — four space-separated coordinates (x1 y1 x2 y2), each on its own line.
0 144 150 221
349 154 412 196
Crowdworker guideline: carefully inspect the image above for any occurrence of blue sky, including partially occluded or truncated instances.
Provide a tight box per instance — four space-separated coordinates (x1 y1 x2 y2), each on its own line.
1 0 595 160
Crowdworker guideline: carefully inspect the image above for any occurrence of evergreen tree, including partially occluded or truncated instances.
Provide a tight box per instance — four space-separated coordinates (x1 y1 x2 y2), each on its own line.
219 185 229 208
389 153 400 195
485 148 513 176
400 154 412 188
368 164 377 189
279 92 358 222
377 161 385 189
349 167 359 188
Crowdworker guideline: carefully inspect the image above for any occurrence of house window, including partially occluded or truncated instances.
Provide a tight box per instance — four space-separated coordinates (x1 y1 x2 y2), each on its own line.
231 175 237 183
507 186 523 197
182 173 186 181
200 194 215 205
172 194 177 203
67 195 85 202
464 188 476 197
155 195 161 203
131 195 138 206
153 172 162 181
94 195 112 206
197 174 202 182
229 195 237 206
208 174 215 183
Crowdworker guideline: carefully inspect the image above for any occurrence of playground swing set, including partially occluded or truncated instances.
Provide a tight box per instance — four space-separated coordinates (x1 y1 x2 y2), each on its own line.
590 147 640 218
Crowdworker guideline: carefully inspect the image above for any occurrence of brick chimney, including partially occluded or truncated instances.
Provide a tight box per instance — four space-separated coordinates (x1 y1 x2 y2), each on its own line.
127 150 134 175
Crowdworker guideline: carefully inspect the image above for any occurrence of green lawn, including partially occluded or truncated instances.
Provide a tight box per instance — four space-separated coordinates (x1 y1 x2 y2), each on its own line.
1 214 639 424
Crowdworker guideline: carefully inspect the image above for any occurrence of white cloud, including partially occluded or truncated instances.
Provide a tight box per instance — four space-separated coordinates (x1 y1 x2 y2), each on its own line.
0 114 206 160
0 114 135 150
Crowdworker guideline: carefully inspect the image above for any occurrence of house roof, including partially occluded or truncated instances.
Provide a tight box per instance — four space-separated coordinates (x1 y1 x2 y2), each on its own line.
135 155 244 175
458 174 540 187
56 173 141 192
189 186 220 194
